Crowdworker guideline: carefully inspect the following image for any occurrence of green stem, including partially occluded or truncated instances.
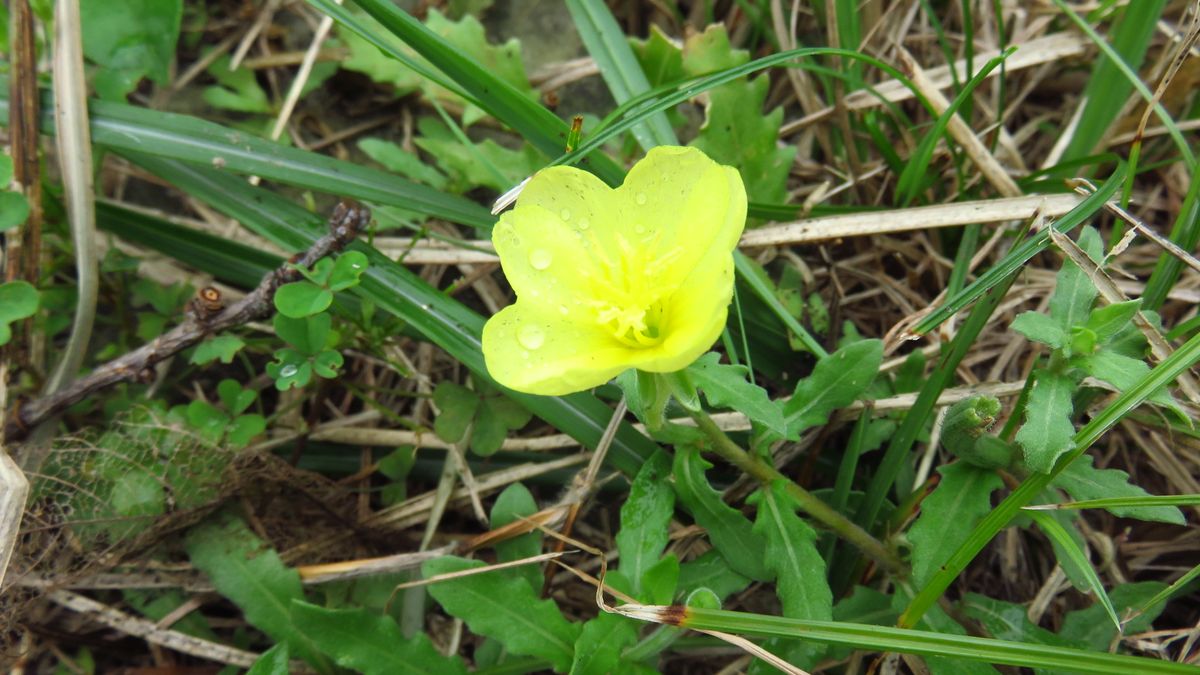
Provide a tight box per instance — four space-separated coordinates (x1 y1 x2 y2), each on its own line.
687 409 904 574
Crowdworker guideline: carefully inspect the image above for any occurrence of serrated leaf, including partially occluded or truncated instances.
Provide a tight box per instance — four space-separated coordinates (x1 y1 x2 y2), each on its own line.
750 481 832 620
358 137 448 189
202 56 272 113
680 25 794 205
1085 299 1141 342
413 117 543 194
291 601 467 675
432 382 480 444
672 447 771 581
569 612 638 675
1011 311 1066 349
909 463 1004 588
274 281 333 319
784 339 883 438
246 643 289 675
423 556 580 672
190 334 245 365
1079 348 1181 414
676 550 752 602
1049 226 1102 332
1059 581 1168 651
686 352 785 434
490 483 542 593
1051 454 1184 524
616 450 674 600
1015 370 1077 473
184 512 331 672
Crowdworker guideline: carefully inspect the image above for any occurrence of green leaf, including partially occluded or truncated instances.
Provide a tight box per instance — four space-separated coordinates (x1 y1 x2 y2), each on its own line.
184 512 331 672
185 400 229 443
616 450 674 600
783 339 882 437
677 550 752 602
490 483 542 593
686 353 785 435
311 349 343 378
432 381 480 444
640 554 680 606
1028 511 1120 631
202 55 272 114
413 117 543 194
328 251 370 291
672 447 771 581
190 334 245 365
291 601 467 675
217 379 256 415
963 594 1075 649
1015 370 1077 473
470 394 532 456
0 280 38 346
358 138 448 189
1079 348 1180 414
80 0 181 89
751 481 832 620
246 643 290 675
0 191 29 230
275 281 333 319
1060 581 1168 652
681 26 794 205
1051 454 1185 524
274 313 331 355
1011 311 1066 349
110 468 166 518
1085 299 1142 343
267 350 313 390
1049 226 1102 333
569 612 638 675
909 463 1003 588
228 415 267 447
0 155 12 185
423 556 581 672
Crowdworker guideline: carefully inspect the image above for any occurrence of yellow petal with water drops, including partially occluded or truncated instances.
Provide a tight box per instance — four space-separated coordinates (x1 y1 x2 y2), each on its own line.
482 303 640 396
482 146 748 396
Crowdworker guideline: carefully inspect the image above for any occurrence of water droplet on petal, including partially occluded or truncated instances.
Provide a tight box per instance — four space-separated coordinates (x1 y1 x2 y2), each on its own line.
560 208 571 221
634 224 646 234
520 350 530 359
578 218 590 230
635 192 647 205
280 365 298 378
558 305 568 315
529 248 552 270
517 325 545 350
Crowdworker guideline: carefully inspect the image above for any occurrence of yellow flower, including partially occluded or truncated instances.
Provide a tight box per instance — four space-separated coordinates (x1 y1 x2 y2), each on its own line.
482 146 747 396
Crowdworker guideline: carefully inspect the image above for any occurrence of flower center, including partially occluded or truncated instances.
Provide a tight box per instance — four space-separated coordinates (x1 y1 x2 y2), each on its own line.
584 230 683 349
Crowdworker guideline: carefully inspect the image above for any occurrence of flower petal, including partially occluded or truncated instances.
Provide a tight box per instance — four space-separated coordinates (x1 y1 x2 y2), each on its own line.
493 203 600 312
482 302 636 396
636 244 735 373
512 165 621 236
616 146 747 290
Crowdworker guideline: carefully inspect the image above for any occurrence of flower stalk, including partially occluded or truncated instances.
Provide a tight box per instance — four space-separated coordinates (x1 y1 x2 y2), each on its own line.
686 408 904 574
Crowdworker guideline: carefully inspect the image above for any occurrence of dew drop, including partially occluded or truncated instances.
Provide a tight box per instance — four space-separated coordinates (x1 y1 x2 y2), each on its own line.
578 218 590 230
517 325 545 350
279 364 298 378
520 350 530 359
560 208 571 221
634 224 646 234
635 192 647 205
558 305 568 315
529 248 553 270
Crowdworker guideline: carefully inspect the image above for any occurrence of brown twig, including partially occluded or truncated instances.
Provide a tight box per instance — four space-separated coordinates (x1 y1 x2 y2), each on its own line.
3 202 371 442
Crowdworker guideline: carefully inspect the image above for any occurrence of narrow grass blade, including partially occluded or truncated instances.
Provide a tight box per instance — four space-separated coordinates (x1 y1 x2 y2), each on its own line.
1051 0 1194 169
734 252 826 357
565 0 677 149
901 329 1200 628
664 606 1197 674
1027 511 1120 630
1141 167 1200 310
1024 495 1200 511
913 166 1124 334
0 83 494 229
